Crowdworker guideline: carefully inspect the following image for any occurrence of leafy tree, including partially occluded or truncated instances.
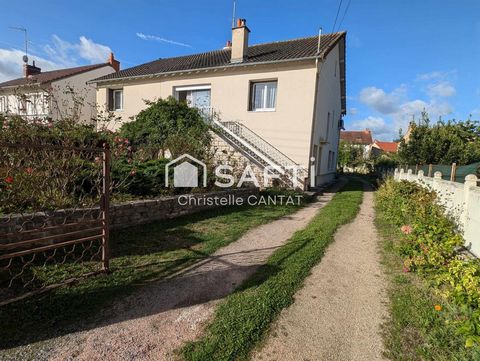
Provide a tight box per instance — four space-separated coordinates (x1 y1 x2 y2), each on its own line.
120 97 212 160
398 113 480 165
337 140 366 169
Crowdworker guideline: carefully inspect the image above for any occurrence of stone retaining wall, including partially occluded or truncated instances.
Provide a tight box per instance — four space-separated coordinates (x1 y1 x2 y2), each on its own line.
0 188 259 243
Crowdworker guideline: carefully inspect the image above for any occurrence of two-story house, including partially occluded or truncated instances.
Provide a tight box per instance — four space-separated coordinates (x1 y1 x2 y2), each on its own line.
91 19 346 188
0 54 119 123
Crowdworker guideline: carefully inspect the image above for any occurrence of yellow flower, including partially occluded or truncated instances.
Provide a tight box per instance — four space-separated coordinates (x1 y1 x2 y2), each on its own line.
434 304 442 311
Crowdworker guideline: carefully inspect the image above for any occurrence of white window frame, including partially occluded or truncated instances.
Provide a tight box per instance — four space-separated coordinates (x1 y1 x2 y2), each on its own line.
0 96 7 113
113 89 123 111
250 81 277 112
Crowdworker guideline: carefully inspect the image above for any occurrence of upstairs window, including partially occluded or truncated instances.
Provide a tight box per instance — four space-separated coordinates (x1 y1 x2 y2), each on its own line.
108 89 123 111
249 81 277 111
0 96 7 113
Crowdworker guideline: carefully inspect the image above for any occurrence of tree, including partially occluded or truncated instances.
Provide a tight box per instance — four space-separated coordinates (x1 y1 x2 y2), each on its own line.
398 113 480 165
120 97 212 160
337 140 366 170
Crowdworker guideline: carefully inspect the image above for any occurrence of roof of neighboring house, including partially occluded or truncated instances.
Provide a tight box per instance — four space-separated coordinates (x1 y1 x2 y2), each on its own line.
91 32 346 83
373 140 399 153
0 63 111 89
340 130 373 145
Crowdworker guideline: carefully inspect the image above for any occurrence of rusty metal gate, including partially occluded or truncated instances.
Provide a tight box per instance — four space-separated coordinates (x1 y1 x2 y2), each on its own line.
0 143 110 305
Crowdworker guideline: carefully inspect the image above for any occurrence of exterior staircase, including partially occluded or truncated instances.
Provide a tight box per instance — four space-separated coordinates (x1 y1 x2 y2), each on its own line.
202 109 308 189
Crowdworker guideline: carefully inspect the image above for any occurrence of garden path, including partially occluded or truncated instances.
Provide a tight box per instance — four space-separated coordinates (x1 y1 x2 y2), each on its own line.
252 187 388 361
49 188 339 361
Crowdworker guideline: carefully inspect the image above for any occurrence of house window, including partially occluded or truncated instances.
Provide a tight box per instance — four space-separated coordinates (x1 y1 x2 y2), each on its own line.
326 112 331 139
174 85 211 111
249 81 277 111
327 151 336 171
108 89 123 111
0 96 7 113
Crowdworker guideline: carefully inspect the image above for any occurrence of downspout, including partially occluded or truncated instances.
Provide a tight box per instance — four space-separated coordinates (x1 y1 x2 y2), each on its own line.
306 28 323 190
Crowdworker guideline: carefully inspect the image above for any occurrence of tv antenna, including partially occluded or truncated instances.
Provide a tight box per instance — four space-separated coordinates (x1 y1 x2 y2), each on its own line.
9 26 28 63
231 0 236 28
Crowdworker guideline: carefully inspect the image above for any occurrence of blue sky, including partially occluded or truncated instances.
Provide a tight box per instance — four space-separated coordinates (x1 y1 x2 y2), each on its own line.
1 0 479 140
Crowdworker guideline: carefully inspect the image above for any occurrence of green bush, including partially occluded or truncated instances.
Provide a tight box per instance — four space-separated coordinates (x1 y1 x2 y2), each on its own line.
376 178 480 347
112 159 170 197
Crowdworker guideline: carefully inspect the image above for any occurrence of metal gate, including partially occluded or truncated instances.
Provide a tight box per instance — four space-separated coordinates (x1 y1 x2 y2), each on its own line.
0 143 110 305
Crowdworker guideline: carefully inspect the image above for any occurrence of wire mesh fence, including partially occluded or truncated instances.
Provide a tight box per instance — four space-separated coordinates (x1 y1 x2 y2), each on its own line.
0 143 110 305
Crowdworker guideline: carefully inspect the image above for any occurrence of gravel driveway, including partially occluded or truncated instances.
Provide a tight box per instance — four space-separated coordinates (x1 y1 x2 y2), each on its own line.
252 187 388 361
41 191 338 361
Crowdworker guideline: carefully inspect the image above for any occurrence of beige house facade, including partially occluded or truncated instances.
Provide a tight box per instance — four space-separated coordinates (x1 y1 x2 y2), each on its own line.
92 20 346 188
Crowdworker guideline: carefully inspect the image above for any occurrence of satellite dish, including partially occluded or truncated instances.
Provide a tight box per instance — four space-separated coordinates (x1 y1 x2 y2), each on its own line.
22 55 28 63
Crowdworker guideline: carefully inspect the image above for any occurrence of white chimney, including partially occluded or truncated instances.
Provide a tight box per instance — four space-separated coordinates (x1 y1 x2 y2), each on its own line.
231 18 250 63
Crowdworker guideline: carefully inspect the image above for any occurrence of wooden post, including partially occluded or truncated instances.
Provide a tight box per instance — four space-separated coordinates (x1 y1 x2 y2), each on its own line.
450 163 457 182
415 164 419 175
428 164 433 177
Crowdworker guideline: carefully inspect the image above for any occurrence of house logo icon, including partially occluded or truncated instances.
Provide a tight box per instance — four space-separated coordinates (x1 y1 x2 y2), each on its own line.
165 154 207 188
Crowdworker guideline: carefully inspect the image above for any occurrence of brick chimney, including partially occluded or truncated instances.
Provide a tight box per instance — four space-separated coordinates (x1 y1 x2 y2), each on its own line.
23 60 41 78
108 52 120 72
231 18 250 63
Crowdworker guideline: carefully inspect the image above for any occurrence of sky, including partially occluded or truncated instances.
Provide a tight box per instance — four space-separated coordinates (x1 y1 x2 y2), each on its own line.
1 0 479 140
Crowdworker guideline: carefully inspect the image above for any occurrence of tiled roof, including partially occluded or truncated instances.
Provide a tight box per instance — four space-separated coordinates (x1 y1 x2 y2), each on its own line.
92 32 345 83
0 63 111 88
373 140 399 153
340 130 373 145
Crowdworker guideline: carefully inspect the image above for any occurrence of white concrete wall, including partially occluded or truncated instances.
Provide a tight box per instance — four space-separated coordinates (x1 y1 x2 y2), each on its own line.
394 168 480 256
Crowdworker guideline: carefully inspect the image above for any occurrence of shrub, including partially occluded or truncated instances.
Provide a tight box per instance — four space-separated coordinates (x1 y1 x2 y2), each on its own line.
376 178 480 347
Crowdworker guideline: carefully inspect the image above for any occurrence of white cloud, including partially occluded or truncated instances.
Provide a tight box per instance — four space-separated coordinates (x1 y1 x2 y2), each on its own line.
348 107 358 116
0 48 61 82
356 84 454 140
417 71 446 81
350 116 394 140
136 32 192 48
43 35 111 67
427 81 456 97
0 35 112 83
359 86 407 114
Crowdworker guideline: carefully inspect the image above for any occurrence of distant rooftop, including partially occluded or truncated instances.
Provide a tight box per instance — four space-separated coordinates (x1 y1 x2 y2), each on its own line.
0 63 111 89
340 130 373 145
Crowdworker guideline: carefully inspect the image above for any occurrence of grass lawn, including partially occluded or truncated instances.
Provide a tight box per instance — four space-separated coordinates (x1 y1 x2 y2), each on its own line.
0 190 305 350
375 206 480 361
181 179 364 361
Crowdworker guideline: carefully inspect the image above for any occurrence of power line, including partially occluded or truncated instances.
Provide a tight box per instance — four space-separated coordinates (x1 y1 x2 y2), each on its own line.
336 0 352 32
331 0 344 33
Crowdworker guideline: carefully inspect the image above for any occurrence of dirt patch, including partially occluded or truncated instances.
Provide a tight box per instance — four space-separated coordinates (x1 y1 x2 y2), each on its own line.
252 188 388 361
41 192 338 361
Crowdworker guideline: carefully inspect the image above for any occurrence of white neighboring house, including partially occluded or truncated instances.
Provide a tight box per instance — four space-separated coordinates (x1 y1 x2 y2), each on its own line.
0 54 119 123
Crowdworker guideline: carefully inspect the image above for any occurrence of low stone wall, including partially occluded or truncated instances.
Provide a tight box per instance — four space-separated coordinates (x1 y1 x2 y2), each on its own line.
0 188 259 243
394 168 480 256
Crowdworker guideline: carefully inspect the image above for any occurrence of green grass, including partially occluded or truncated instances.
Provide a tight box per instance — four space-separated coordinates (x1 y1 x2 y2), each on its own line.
181 179 363 361
0 191 305 350
375 205 480 361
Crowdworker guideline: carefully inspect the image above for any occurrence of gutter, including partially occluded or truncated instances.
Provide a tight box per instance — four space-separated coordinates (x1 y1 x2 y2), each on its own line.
88 56 322 85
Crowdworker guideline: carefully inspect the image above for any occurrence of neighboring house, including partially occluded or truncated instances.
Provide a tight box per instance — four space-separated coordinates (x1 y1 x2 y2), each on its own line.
0 54 119 123
340 129 373 156
91 19 346 188
370 140 399 156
